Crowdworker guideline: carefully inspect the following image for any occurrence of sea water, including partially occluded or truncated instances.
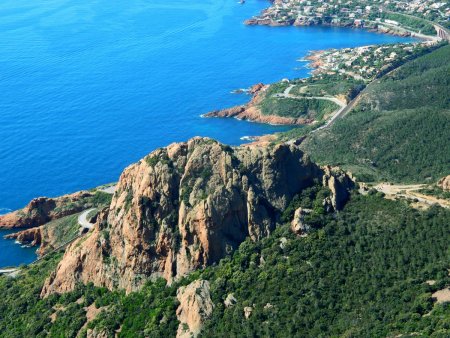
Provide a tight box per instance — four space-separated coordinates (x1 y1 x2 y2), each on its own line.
0 0 414 266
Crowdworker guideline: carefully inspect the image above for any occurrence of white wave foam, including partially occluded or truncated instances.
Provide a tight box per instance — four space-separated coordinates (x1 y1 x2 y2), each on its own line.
0 207 12 216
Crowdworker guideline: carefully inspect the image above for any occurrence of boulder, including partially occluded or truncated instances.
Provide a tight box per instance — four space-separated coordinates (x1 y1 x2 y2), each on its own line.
290 208 312 236
176 280 214 338
224 293 237 308
438 175 450 191
244 306 253 319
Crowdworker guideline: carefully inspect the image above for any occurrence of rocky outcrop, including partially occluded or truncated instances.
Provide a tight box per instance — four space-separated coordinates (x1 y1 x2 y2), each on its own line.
244 306 253 319
291 208 311 236
41 138 354 296
0 191 94 229
203 84 312 125
86 328 109 338
176 280 214 338
4 226 42 246
249 83 265 94
438 175 450 191
322 166 355 211
224 293 237 308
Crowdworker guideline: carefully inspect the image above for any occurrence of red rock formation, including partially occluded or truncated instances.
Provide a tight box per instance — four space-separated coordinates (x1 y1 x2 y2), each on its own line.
4 226 42 246
204 84 313 125
176 280 214 338
41 138 354 297
0 191 94 229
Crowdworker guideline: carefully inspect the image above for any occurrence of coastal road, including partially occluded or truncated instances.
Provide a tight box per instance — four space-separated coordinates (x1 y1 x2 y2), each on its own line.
98 184 116 194
273 85 346 108
272 83 354 134
311 87 365 133
78 208 97 231
1 207 101 273
384 11 450 42
77 184 115 231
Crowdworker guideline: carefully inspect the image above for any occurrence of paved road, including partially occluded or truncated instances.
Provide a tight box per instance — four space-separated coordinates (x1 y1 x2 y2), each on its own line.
78 208 97 231
273 86 346 108
311 87 365 133
99 185 116 194
273 83 362 135
384 11 450 42
1 206 103 273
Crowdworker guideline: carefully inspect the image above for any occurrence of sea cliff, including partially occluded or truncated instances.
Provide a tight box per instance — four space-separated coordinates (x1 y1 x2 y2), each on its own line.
40 137 354 296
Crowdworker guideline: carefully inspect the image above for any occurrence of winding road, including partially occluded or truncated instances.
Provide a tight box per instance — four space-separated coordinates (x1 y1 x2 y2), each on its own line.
273 85 346 108
78 208 97 231
273 83 358 134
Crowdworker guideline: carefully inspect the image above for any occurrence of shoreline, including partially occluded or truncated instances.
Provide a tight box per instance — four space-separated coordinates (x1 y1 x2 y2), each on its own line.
1 2 447 266
203 82 313 125
243 7 441 43
203 10 443 132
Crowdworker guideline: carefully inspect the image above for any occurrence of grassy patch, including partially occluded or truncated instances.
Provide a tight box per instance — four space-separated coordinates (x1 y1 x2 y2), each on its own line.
260 97 339 120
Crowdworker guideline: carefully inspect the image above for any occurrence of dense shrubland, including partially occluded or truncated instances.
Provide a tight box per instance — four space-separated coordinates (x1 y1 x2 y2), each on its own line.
1 191 449 337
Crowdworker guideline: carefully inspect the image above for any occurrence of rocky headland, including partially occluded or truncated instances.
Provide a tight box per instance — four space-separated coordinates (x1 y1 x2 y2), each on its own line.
203 83 313 125
40 137 354 297
0 191 94 229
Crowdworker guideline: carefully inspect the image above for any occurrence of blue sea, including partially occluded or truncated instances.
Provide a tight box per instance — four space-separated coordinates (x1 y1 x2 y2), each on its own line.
0 0 414 267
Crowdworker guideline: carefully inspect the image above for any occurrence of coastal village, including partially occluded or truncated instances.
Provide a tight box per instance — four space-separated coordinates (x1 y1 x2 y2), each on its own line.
245 0 449 38
305 42 430 81
204 40 441 127
223 0 450 127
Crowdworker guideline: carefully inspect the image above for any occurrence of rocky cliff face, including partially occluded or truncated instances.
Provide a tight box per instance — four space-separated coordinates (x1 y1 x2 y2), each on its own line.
4 226 42 247
0 191 94 229
42 138 353 296
176 280 214 338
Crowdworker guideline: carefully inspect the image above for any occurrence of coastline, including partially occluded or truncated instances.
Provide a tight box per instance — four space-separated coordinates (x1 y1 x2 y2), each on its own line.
202 83 314 126
1 0 446 267
203 7 443 131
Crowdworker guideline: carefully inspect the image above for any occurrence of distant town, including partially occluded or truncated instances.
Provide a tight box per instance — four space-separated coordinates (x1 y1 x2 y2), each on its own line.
246 0 449 40
306 42 431 81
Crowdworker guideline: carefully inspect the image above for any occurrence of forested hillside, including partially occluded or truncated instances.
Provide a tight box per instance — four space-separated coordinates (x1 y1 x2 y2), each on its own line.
301 44 450 183
1 192 449 337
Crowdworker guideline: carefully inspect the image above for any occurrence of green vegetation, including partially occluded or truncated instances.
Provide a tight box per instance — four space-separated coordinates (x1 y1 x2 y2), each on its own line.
382 12 436 35
181 185 193 207
40 214 80 254
0 253 64 336
1 190 449 337
281 183 331 223
0 253 181 338
145 155 160 167
300 44 450 183
124 190 133 212
90 191 112 207
291 75 366 100
52 190 111 216
200 194 450 337
260 96 339 120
